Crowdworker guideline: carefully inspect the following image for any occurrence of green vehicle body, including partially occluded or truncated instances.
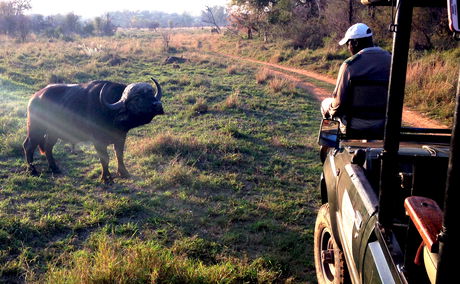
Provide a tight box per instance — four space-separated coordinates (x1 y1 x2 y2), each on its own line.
320 141 449 283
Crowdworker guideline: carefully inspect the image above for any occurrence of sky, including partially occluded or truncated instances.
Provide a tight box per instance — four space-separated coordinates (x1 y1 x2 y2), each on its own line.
27 0 230 18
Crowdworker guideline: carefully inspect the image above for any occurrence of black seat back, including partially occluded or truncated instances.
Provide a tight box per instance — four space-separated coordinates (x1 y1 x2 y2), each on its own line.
341 78 388 139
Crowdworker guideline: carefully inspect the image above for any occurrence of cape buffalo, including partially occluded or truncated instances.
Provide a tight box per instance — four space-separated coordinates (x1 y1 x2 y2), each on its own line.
23 79 164 183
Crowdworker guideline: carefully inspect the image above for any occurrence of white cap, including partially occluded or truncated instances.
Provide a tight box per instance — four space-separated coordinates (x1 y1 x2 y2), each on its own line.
338 23 373 45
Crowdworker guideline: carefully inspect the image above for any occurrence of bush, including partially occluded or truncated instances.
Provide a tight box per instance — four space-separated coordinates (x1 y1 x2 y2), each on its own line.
255 68 273 84
132 133 202 157
221 91 241 110
190 98 208 115
226 65 238 75
48 74 67 84
268 77 289 93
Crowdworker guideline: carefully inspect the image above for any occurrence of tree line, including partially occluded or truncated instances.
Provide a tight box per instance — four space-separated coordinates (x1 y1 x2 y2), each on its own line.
227 0 455 50
2 0 453 51
0 0 228 41
0 0 116 40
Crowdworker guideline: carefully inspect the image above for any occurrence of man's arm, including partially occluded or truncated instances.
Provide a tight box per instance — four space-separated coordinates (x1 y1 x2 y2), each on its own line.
329 62 351 117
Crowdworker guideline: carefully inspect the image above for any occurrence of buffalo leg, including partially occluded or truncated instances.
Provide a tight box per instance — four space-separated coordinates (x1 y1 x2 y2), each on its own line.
114 136 130 178
94 144 112 183
23 136 41 175
44 135 60 174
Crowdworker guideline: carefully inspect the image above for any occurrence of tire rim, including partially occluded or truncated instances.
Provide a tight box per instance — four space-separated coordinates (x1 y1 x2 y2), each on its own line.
320 227 336 282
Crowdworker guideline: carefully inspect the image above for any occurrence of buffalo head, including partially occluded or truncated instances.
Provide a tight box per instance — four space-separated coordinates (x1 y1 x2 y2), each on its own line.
100 78 164 130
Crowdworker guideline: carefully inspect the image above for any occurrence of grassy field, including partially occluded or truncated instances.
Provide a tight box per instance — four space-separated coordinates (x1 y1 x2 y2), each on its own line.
0 30 322 283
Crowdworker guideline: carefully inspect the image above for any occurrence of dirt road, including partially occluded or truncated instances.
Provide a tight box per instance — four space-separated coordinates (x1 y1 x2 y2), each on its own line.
220 53 447 129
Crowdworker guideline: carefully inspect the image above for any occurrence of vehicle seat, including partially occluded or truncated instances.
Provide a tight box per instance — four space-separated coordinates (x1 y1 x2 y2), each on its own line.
336 78 388 140
404 196 443 284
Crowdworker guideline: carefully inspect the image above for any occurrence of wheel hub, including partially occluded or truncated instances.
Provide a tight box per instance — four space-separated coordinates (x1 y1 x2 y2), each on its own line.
320 229 337 282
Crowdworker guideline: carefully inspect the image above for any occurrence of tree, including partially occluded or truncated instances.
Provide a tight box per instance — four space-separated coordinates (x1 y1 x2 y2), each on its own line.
178 12 194 27
0 0 31 39
29 14 45 34
201 6 228 32
16 13 29 41
82 21 95 36
94 13 116 36
102 13 116 35
0 0 30 16
228 3 262 39
63 12 81 35
147 21 160 31
411 7 452 50
228 0 321 43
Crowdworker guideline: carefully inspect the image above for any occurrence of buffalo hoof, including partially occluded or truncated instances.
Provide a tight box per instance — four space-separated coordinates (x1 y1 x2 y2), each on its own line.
28 165 39 176
101 174 114 184
49 166 62 174
117 170 130 179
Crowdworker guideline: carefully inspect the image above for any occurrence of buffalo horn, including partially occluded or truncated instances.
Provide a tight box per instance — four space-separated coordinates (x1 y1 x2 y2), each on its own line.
99 83 125 111
150 77 163 101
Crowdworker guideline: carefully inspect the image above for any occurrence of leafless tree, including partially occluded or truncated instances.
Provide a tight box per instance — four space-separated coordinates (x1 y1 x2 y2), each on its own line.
161 32 171 51
202 6 221 33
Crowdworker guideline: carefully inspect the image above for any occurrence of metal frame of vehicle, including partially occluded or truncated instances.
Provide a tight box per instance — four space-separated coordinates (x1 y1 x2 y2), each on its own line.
315 0 459 283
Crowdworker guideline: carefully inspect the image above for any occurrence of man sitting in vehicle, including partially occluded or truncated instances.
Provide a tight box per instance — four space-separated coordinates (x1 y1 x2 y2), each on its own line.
321 23 391 133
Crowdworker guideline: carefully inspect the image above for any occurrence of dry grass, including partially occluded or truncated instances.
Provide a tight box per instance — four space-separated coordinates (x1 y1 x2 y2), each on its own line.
191 98 209 114
255 68 273 84
131 132 202 157
269 52 283 64
405 53 458 125
270 136 287 147
268 76 292 93
221 90 241 110
170 33 193 50
161 157 196 187
226 65 239 75
188 52 212 65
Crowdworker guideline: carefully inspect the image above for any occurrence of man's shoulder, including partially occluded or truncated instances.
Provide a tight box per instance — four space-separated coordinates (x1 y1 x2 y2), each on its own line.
344 53 361 65
344 47 390 66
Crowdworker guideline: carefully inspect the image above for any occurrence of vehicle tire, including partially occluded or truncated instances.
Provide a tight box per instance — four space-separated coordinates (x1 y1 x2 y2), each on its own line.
314 203 349 284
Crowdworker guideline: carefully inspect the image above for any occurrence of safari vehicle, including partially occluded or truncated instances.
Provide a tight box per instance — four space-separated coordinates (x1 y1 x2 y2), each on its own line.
314 0 459 283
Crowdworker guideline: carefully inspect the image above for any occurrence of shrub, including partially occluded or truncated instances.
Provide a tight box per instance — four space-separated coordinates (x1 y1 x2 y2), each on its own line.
48 74 66 84
131 133 202 157
161 158 196 187
255 68 273 84
191 98 208 115
221 91 241 110
268 77 290 93
226 65 238 75
0 132 25 157
269 52 283 63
